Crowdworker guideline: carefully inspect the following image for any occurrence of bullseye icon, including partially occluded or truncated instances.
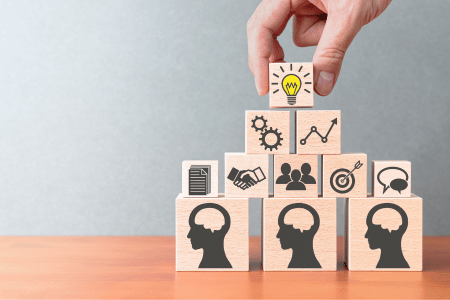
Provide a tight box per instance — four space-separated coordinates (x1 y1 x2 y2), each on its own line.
330 160 363 194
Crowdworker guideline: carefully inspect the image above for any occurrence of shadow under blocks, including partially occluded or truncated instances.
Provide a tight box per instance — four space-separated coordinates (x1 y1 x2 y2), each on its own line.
176 62 423 272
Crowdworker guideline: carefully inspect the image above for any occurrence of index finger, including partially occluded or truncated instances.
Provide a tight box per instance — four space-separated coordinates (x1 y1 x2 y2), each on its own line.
247 0 308 95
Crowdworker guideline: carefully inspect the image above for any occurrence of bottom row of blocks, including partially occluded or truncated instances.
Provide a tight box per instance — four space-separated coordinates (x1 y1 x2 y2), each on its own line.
176 194 422 271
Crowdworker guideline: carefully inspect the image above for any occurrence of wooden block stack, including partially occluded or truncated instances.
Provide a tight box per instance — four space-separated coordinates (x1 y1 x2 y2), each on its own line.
177 62 422 272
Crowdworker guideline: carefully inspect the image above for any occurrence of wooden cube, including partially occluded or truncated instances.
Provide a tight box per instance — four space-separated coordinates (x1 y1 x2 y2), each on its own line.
344 195 422 271
373 160 411 198
262 197 336 271
296 110 341 154
182 160 218 198
176 194 249 271
245 110 289 154
322 153 367 198
273 154 319 198
269 63 313 108
225 153 269 198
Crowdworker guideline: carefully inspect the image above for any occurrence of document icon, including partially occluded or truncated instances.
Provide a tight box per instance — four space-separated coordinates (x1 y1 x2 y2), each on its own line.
189 165 211 196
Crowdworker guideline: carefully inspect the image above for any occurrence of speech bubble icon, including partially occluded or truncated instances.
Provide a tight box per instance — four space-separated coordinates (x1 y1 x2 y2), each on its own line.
377 166 409 194
390 178 408 194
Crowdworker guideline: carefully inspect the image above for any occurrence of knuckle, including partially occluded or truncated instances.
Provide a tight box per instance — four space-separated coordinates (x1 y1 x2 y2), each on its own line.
316 47 346 68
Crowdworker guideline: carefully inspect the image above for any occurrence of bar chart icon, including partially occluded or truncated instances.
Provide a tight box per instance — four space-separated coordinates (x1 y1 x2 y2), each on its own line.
188 165 211 196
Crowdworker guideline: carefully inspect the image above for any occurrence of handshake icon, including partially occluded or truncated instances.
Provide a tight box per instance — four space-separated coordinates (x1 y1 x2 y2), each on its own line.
227 167 266 190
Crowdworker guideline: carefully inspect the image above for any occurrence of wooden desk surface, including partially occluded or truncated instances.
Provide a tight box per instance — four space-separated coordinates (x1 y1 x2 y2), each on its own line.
0 236 449 299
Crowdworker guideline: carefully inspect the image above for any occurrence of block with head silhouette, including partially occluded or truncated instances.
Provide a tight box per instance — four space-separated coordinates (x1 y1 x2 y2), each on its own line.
269 63 314 108
344 195 422 271
182 160 219 198
274 154 318 198
176 194 249 271
262 197 336 271
225 153 269 198
246 110 290 154
322 153 367 198
372 160 411 198
296 110 341 154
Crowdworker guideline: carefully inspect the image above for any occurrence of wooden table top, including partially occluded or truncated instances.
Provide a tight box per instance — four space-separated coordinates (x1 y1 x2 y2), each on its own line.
0 236 449 299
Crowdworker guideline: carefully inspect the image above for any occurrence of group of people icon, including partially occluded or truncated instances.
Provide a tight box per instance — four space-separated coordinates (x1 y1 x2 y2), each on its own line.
276 163 316 190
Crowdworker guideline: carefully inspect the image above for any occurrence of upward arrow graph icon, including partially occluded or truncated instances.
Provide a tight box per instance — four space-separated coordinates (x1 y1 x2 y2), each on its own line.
300 118 338 145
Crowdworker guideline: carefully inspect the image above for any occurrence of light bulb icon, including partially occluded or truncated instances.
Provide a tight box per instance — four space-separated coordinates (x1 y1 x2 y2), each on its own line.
282 74 301 105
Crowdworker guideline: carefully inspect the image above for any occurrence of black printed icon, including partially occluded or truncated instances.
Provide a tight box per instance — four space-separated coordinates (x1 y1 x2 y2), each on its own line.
365 203 410 268
187 203 232 268
300 118 338 145
276 163 316 191
330 160 363 194
189 165 211 196
377 167 409 194
271 63 312 105
227 167 266 190
277 203 321 268
251 115 283 151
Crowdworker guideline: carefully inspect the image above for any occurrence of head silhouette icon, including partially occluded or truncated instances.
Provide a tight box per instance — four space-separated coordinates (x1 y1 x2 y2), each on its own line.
365 203 410 268
187 203 232 268
276 203 321 268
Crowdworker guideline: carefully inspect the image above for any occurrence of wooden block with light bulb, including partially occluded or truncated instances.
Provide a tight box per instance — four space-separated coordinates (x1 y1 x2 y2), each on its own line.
269 62 314 108
344 195 422 271
245 110 290 154
262 197 337 271
176 194 249 271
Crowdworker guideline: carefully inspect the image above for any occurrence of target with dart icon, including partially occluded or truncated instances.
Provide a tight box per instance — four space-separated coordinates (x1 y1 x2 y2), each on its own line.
330 160 363 194
323 153 367 197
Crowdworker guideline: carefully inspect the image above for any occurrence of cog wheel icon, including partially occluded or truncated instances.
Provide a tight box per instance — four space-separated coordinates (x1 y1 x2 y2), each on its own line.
259 127 283 151
251 115 268 132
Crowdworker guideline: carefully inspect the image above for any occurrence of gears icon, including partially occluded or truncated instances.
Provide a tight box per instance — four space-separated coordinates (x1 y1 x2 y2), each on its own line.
259 127 283 151
251 115 268 132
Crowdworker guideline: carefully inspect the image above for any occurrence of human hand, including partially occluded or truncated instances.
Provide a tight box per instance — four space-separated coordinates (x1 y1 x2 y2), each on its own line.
247 0 392 96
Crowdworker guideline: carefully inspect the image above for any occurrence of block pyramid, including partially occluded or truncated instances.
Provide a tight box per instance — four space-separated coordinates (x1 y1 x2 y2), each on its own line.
176 62 422 272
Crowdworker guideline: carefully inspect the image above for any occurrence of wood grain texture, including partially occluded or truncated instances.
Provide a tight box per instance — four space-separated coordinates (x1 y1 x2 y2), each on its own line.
176 194 249 271
322 153 367 198
225 153 269 198
263 197 337 271
345 195 422 271
269 63 313 108
182 160 218 198
372 160 411 198
273 154 319 198
0 236 449 298
245 110 290 154
296 110 341 154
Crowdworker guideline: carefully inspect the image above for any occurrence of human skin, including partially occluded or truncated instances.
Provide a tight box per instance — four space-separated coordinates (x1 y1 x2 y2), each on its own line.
247 0 392 96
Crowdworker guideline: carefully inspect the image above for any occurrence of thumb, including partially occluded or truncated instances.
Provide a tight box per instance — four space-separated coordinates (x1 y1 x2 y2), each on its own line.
313 7 364 96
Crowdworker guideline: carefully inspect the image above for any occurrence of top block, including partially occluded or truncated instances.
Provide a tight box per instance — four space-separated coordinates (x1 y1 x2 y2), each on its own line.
269 63 314 108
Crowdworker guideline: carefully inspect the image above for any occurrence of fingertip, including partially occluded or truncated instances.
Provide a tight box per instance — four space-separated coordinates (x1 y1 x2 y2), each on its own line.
315 71 335 96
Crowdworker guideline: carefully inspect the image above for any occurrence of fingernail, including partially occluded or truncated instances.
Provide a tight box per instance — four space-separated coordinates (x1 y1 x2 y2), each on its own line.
255 77 262 95
316 71 334 96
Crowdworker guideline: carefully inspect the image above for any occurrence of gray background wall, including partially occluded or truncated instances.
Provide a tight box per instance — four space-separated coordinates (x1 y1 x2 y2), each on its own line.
0 0 448 235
